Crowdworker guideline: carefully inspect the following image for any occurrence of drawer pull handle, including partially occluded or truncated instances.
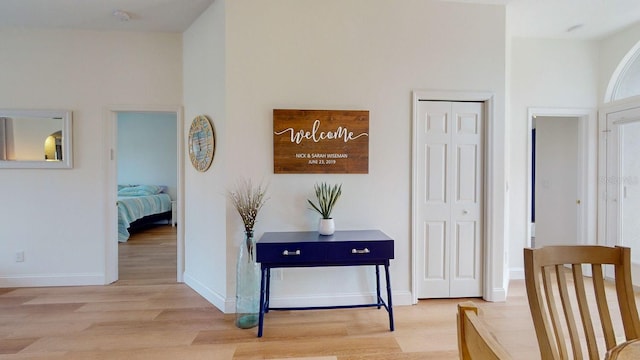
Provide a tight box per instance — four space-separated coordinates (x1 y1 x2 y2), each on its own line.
282 249 301 256
352 248 370 254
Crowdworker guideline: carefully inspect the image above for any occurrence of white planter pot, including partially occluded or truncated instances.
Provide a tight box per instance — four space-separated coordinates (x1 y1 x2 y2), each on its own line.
318 218 335 236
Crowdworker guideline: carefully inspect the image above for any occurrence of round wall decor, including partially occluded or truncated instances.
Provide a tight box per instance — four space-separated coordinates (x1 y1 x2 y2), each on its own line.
188 115 215 172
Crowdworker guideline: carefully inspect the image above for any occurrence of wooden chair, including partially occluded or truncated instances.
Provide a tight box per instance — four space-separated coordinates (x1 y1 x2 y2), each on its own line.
524 245 640 360
457 301 513 360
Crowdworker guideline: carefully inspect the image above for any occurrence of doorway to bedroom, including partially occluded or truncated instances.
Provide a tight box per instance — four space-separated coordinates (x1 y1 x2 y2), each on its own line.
116 112 178 284
104 106 184 285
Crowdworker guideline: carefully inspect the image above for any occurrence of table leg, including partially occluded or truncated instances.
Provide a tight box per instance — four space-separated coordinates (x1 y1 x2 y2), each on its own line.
265 268 271 313
384 263 394 331
258 267 269 337
375 265 382 309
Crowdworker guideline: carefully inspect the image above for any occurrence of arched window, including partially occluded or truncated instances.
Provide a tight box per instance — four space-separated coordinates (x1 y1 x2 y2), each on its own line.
608 41 640 102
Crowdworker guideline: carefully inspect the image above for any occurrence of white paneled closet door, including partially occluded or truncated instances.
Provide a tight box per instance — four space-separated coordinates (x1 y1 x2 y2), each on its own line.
416 101 483 298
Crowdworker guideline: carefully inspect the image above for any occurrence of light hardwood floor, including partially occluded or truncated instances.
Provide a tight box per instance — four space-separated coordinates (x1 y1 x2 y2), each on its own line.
0 226 546 359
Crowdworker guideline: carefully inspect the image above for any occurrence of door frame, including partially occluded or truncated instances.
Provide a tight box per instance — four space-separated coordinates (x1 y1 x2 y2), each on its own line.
103 104 185 284
598 97 640 249
598 98 640 281
526 108 596 250
412 90 497 303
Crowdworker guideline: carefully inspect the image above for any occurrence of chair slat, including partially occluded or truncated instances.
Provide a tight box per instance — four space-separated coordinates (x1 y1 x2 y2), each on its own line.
555 264 583 360
572 264 599 360
525 251 561 360
592 264 617 350
542 266 568 359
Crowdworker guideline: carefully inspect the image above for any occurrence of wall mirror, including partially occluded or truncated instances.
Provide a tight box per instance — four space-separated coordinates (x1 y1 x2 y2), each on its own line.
0 109 73 169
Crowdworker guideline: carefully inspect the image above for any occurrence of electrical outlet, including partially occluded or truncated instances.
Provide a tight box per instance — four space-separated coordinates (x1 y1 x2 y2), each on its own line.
15 251 25 262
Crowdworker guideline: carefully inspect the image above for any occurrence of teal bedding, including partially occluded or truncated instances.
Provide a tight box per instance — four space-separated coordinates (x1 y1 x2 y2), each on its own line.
117 192 172 242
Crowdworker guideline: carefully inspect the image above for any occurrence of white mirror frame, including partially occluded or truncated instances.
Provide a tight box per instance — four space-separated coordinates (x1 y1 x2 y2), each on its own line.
0 109 73 169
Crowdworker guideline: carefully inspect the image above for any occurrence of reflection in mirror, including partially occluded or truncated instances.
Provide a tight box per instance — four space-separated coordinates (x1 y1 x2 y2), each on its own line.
44 131 63 161
0 109 72 168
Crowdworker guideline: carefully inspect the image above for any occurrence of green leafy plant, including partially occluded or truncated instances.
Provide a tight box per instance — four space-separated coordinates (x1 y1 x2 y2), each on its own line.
307 182 342 219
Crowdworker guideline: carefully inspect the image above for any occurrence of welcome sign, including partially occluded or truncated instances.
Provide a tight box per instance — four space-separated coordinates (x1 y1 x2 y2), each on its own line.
273 109 369 174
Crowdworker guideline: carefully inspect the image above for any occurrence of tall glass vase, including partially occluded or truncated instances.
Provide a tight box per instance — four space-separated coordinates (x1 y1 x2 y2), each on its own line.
235 230 261 329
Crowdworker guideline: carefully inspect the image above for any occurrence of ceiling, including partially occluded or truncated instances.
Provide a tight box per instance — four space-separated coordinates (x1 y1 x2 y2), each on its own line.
506 0 640 39
0 0 639 39
0 0 215 33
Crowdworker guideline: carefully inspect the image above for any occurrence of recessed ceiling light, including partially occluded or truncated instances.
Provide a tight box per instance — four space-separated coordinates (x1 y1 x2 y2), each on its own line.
566 24 584 33
112 9 131 22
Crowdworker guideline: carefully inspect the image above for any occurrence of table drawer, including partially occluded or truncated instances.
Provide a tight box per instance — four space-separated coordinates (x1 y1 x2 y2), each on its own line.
257 242 326 264
329 241 394 262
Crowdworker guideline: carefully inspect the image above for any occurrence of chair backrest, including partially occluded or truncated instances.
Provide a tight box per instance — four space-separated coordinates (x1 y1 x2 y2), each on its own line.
524 245 640 360
457 301 513 360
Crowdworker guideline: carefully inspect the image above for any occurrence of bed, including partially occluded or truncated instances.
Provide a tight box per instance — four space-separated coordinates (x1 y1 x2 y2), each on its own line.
117 185 172 242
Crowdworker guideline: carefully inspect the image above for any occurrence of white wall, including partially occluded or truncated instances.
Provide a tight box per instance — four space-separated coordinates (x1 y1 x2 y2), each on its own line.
182 0 229 310
183 3 640 310
182 0 507 310
0 29 182 287
0 0 510 308
508 38 599 277
117 112 178 200
508 21 640 279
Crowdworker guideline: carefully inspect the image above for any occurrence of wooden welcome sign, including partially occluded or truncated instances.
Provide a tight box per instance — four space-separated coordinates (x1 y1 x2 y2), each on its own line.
273 109 369 174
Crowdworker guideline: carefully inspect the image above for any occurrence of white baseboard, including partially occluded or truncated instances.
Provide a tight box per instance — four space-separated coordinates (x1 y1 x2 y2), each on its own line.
184 279 414 314
0 273 105 288
183 272 232 313
510 267 525 280
391 290 413 306
484 287 507 302
267 289 413 309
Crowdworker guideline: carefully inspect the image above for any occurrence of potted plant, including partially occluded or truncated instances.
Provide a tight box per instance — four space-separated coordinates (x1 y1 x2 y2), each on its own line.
307 182 342 235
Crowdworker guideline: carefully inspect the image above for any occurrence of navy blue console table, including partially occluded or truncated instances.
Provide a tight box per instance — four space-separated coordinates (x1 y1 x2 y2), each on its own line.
255 230 395 337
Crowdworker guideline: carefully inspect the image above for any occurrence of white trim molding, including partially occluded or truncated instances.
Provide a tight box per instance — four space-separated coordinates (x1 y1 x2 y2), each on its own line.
184 272 232 313
605 40 640 103
411 90 507 303
103 104 185 285
267 290 413 309
525 107 597 251
0 273 105 288
597 99 640 248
